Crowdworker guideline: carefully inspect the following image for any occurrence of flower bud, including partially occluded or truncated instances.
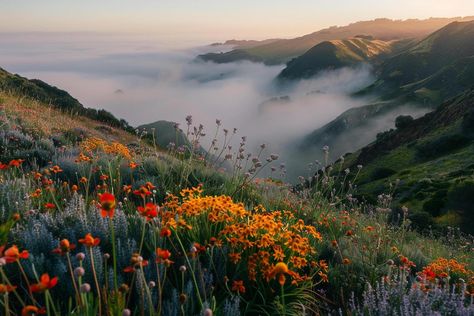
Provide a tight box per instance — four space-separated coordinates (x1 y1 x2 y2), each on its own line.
204 308 213 316
179 265 187 273
74 267 85 277
76 252 86 261
80 283 91 293
122 309 131 316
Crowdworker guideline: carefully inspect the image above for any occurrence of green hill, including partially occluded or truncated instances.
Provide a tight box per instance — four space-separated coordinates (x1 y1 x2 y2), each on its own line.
137 120 189 149
0 67 133 131
198 17 474 65
342 90 474 233
299 20 474 162
278 37 395 80
366 20 474 100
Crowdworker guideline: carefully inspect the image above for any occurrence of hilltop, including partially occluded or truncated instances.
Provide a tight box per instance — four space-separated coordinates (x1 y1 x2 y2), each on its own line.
198 17 474 65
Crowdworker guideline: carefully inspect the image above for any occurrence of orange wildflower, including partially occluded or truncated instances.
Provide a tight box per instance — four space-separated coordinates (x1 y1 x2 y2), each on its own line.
133 186 152 199
3 245 29 263
22 306 46 316
50 165 63 174
156 248 174 266
137 203 158 221
30 273 58 293
99 192 116 218
78 233 100 247
9 159 24 167
52 239 76 255
129 161 139 169
0 284 16 293
160 227 172 237
231 280 246 294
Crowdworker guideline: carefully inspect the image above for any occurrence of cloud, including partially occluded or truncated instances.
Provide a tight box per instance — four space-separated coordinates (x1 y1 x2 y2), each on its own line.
2 34 378 180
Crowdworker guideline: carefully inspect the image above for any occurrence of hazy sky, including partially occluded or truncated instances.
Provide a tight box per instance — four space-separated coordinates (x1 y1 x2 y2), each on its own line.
1 0 474 41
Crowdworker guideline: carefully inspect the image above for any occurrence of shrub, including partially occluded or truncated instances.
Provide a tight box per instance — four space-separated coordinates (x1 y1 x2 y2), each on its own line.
445 180 474 234
415 134 471 160
370 167 396 181
395 115 414 129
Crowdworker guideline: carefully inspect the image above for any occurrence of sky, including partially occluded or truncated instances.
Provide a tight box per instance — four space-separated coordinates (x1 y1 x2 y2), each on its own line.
1 0 474 41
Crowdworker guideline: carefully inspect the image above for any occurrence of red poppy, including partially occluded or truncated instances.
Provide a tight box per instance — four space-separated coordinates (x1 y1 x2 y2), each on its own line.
99 192 116 218
9 159 24 168
156 248 174 266
78 233 100 247
137 203 158 221
30 273 58 293
0 163 8 170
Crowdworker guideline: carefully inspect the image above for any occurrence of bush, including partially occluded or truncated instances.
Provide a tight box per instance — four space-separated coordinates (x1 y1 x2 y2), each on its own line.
446 181 474 234
415 134 472 160
422 190 447 217
395 115 414 129
370 167 396 181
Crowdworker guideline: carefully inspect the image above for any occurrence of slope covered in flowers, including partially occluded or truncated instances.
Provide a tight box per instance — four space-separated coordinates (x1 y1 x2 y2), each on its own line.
0 92 473 315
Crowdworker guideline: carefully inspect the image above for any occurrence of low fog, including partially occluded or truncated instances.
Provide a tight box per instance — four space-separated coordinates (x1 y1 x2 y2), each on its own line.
0 33 417 181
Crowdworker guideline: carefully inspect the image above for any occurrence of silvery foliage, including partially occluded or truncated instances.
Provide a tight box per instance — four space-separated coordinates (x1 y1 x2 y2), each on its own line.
10 193 140 298
348 278 474 316
0 177 32 222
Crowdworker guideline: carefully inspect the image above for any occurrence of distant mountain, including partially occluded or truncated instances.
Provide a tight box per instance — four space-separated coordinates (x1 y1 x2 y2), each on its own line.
210 39 281 49
299 20 474 160
198 17 474 65
277 37 397 80
363 20 474 100
342 90 474 233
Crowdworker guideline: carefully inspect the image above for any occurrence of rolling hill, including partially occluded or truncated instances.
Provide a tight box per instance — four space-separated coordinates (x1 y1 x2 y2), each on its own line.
299 20 474 163
342 90 474 233
198 17 474 65
277 37 396 80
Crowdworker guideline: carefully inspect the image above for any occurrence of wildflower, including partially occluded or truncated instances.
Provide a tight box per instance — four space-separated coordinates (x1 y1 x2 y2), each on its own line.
0 284 16 293
30 273 58 293
122 185 132 194
22 306 46 316
78 233 100 247
129 162 138 169
9 159 24 168
44 202 56 210
99 192 116 218
343 258 351 265
156 248 173 267
137 203 158 221
179 265 187 273
71 185 78 192
179 293 187 304
79 177 88 184
268 262 294 286
76 252 86 261
160 227 172 237
3 245 29 263
123 253 149 272
133 186 152 199
122 309 132 316
0 163 8 170
30 188 42 198
50 165 63 174
52 239 76 255
99 174 109 181
231 280 246 294
204 308 213 316
229 252 241 264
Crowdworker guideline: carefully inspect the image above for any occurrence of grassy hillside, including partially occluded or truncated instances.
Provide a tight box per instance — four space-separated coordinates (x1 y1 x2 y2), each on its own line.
199 17 474 65
0 71 473 315
342 90 474 233
366 20 474 100
138 120 189 149
0 67 133 132
278 37 395 80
